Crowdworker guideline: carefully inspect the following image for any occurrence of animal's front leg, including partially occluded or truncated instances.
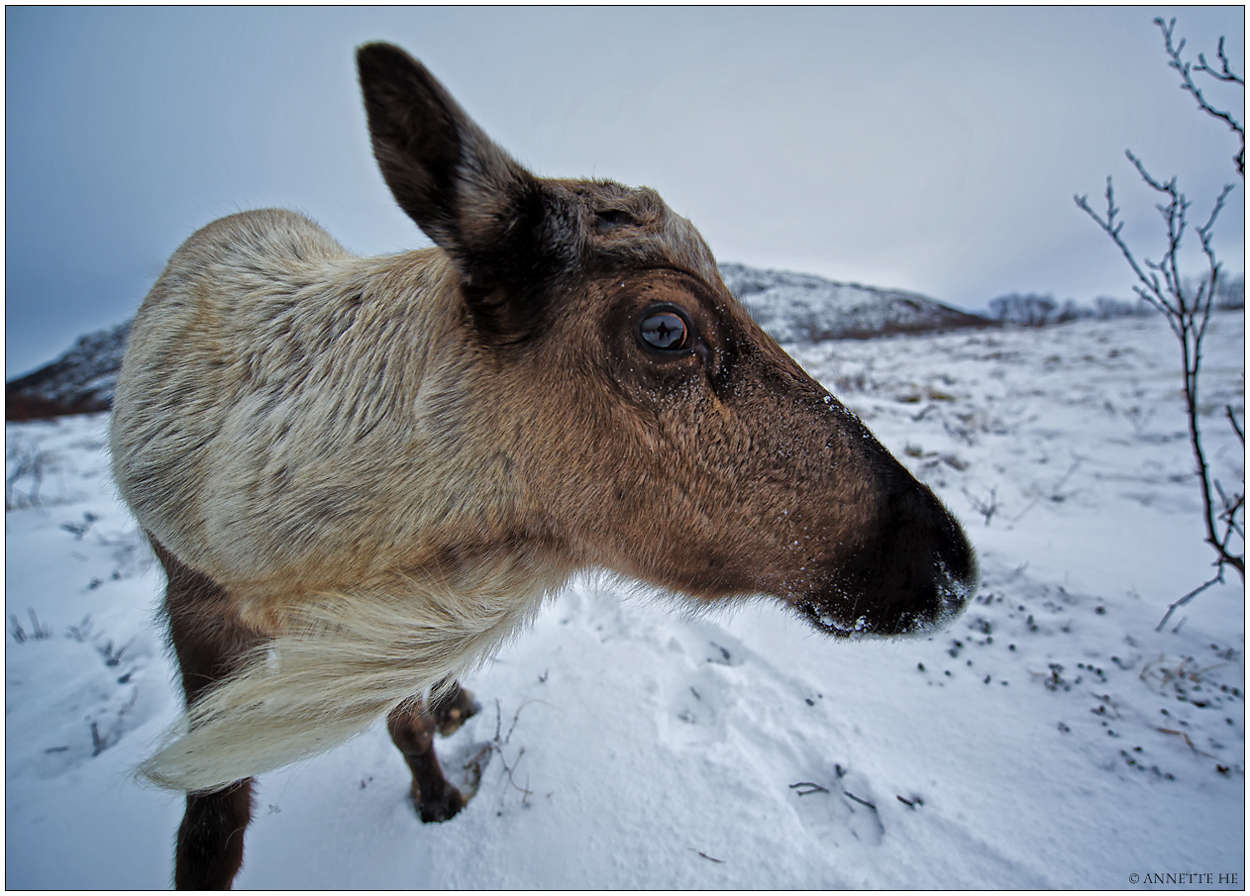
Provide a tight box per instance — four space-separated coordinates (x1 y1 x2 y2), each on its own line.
387 701 466 822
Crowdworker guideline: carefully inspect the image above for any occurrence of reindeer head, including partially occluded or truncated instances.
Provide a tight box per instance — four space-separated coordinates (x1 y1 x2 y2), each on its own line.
357 44 977 638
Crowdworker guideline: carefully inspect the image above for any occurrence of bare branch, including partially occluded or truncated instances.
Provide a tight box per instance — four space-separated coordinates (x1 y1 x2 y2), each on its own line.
1156 571 1225 632
1077 17 1245 618
1227 405 1245 445
1196 37 1245 86
1074 177 1179 324
1126 148 1174 195
1155 17 1244 176
1215 481 1245 543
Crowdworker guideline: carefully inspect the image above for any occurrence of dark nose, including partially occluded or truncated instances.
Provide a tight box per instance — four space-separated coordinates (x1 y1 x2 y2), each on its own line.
803 472 978 638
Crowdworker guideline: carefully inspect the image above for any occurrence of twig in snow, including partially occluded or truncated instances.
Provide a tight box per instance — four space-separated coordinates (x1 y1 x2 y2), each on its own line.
60 511 100 540
10 608 54 643
90 690 139 757
90 721 109 756
689 848 725 864
5 444 46 509
1009 458 1084 526
490 699 541 804
789 781 829 796
67 613 95 643
97 636 136 667
1158 727 1216 759
962 485 1000 526
1156 575 1224 632
843 790 876 810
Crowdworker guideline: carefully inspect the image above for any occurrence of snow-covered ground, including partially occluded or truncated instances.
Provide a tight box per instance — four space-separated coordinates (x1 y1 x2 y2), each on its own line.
6 311 1244 889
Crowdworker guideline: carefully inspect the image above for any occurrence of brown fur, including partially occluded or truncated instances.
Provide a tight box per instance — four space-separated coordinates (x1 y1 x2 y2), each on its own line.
151 540 260 888
110 43 976 888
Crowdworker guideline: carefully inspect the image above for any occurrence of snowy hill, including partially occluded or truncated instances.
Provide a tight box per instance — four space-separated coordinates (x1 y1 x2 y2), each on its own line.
6 310 1243 889
5 320 131 420
5 264 990 419
722 262 992 342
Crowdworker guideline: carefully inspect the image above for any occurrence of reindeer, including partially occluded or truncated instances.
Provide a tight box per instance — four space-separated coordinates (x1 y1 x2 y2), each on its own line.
109 43 977 889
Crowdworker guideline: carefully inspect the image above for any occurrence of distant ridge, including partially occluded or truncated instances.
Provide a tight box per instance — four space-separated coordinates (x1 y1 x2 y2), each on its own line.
6 320 131 421
6 264 992 420
720 263 992 342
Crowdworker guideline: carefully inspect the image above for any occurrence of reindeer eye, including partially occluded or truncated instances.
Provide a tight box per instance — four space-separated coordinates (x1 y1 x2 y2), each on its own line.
637 307 690 353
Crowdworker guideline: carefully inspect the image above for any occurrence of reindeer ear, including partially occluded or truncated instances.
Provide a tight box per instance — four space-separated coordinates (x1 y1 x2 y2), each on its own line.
357 44 575 340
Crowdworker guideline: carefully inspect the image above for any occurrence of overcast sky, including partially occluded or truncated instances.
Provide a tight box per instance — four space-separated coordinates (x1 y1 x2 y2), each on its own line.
6 6 1244 377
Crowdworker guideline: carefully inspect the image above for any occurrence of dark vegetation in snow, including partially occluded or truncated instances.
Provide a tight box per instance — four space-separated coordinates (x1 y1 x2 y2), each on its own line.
986 273 1244 328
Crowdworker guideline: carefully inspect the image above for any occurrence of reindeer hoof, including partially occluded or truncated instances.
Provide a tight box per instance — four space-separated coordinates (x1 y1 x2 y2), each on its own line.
412 741 490 823
413 784 465 823
433 687 481 737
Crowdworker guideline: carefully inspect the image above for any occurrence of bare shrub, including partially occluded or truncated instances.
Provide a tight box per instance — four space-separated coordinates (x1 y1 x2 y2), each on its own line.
1075 17 1244 628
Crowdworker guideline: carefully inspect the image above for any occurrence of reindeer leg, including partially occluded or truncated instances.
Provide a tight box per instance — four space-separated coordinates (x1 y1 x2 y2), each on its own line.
173 780 254 890
387 690 478 823
152 537 264 890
